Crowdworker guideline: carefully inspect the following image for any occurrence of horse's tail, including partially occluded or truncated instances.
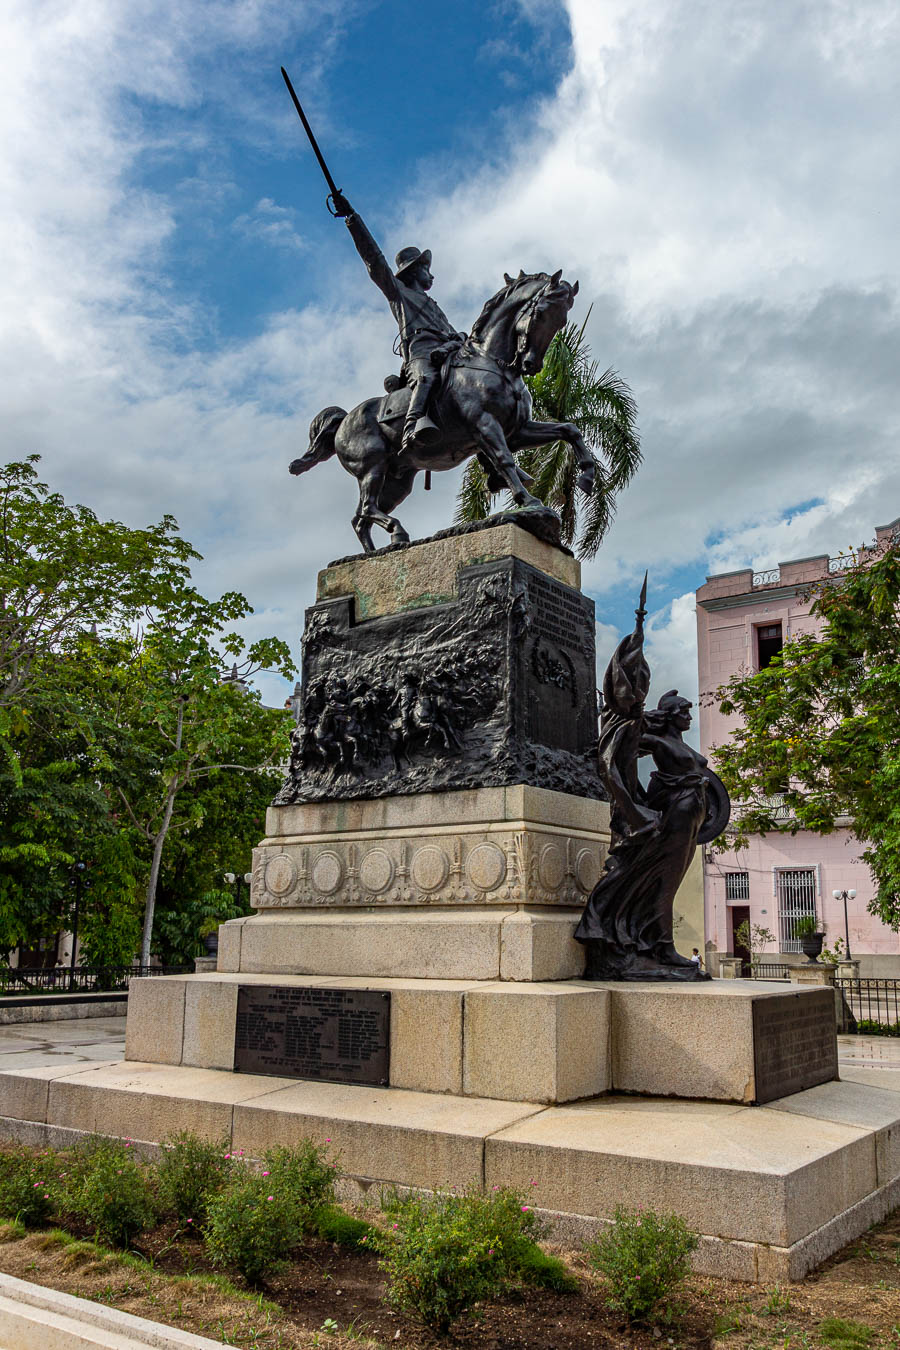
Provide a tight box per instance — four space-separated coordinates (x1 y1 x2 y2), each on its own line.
289 405 347 476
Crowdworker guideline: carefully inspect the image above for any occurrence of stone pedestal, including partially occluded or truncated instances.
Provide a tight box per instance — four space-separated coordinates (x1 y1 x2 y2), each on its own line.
235 784 608 982
277 522 601 805
718 956 744 979
790 964 837 987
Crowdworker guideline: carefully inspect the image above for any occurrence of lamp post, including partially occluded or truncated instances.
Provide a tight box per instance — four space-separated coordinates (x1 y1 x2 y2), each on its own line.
224 872 252 908
831 888 856 961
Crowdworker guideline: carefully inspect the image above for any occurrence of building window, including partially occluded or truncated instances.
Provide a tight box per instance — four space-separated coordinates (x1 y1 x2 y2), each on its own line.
725 872 750 903
776 868 817 951
756 622 783 669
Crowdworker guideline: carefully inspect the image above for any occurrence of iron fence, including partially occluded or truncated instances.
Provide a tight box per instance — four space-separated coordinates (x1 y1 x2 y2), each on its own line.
835 978 900 1034
740 961 791 980
0 965 191 996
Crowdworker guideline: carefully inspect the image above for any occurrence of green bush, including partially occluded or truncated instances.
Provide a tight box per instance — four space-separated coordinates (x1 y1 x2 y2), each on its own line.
854 1019 900 1037
69 1140 157 1247
156 1132 231 1225
260 1142 337 1228
0 1147 58 1226
587 1206 698 1322
204 1171 303 1283
375 1187 545 1331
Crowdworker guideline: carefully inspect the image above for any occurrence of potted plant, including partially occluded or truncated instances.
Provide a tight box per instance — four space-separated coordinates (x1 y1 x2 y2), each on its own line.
794 915 824 963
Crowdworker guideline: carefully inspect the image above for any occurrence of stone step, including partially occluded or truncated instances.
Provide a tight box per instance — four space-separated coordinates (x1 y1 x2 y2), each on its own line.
1 1058 898 1282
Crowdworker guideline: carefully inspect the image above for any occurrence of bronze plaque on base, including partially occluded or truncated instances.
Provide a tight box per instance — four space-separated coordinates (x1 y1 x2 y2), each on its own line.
234 985 390 1086
752 989 838 1104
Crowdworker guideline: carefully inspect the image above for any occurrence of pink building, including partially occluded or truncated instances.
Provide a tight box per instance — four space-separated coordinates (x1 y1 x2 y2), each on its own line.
696 517 900 977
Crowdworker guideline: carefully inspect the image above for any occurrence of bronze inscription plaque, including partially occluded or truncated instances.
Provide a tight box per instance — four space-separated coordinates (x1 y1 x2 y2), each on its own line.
234 985 390 1085
752 989 838 1104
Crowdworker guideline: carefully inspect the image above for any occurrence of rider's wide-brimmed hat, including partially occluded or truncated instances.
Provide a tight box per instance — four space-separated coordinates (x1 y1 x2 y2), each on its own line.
394 246 431 279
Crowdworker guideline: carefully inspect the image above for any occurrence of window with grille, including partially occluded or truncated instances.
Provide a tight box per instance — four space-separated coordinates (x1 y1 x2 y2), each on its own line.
776 869 817 951
725 872 750 903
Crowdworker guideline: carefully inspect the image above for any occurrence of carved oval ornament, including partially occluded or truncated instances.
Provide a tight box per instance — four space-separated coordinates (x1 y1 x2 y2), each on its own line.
264 854 297 897
359 848 394 895
311 850 343 896
411 846 449 893
465 843 507 893
575 848 600 893
538 843 566 891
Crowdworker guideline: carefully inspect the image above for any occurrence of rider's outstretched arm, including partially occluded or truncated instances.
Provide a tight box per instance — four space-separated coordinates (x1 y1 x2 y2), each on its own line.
330 193 397 305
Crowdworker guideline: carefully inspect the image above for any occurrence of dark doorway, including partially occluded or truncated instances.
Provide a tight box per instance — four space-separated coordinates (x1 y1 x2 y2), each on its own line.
730 906 751 963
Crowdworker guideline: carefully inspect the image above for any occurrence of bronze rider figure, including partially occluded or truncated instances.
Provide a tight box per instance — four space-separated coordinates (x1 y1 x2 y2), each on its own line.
330 192 465 453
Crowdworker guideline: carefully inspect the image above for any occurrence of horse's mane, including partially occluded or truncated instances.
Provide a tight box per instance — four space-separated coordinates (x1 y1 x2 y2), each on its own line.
470 272 549 341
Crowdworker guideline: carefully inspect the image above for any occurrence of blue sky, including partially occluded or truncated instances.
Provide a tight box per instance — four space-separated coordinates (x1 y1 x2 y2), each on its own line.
2 0 899 715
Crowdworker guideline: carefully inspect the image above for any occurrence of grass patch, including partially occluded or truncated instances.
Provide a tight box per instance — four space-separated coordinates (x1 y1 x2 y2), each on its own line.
312 1203 373 1248
516 1241 579 1293
819 1316 874 1349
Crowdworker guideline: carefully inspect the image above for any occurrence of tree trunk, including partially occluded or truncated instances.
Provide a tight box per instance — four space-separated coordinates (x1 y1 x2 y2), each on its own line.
140 784 176 967
139 697 184 968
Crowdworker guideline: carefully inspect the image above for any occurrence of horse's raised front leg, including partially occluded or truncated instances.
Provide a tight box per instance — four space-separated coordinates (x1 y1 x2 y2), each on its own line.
474 413 544 509
509 420 596 496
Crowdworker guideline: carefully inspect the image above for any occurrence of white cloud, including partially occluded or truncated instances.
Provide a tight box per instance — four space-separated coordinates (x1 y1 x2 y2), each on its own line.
1 0 899 716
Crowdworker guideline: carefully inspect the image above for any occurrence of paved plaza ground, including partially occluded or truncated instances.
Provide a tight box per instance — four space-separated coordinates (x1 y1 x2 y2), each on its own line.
1 1013 899 1074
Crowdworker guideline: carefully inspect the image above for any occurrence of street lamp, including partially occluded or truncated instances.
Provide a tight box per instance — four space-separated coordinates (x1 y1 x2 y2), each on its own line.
832 889 857 961
224 872 252 908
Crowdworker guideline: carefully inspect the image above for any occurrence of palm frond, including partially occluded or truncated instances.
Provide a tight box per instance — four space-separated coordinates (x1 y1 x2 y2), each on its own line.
455 458 492 524
453 308 641 553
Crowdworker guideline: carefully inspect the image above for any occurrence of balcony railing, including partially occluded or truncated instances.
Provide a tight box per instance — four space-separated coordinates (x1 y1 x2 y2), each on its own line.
752 568 781 587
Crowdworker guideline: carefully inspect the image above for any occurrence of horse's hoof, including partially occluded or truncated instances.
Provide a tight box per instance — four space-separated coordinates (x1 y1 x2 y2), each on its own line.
577 470 595 495
392 530 410 546
289 459 306 475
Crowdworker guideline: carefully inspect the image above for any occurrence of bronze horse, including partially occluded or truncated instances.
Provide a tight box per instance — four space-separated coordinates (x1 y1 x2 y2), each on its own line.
289 270 596 552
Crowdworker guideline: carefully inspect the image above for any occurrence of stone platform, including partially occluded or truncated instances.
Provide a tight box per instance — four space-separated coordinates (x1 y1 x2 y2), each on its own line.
124 973 836 1107
1 1052 897 1282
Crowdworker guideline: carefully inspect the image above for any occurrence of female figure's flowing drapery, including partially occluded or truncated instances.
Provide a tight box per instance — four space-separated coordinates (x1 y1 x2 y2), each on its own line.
575 584 721 981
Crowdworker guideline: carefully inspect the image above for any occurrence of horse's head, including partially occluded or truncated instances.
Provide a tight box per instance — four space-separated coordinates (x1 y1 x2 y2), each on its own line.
513 269 579 375
472 269 579 375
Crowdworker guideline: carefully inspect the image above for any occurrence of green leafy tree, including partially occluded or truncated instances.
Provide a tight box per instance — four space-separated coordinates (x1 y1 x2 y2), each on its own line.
712 541 900 929
0 457 195 770
92 598 294 966
455 317 641 557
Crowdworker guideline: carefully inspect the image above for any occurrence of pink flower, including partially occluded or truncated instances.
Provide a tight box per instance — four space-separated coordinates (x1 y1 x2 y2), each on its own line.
33 1182 40 1188
521 1205 529 1212
267 1195 274 1201
224 1153 231 1160
186 1218 193 1224
261 1171 269 1177
325 1138 331 1144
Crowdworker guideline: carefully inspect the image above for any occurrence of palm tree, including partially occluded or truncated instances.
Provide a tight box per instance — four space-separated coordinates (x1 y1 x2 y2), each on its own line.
454 314 641 558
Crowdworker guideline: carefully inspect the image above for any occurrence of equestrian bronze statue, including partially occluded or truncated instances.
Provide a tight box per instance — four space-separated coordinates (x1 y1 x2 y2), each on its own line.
281 67 595 552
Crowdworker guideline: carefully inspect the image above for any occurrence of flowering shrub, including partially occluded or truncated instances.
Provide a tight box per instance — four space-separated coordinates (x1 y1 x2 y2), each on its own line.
261 1142 337 1228
0 1147 58 1226
156 1132 232 1225
204 1172 303 1283
68 1140 157 1247
375 1187 546 1330
586 1206 698 1322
